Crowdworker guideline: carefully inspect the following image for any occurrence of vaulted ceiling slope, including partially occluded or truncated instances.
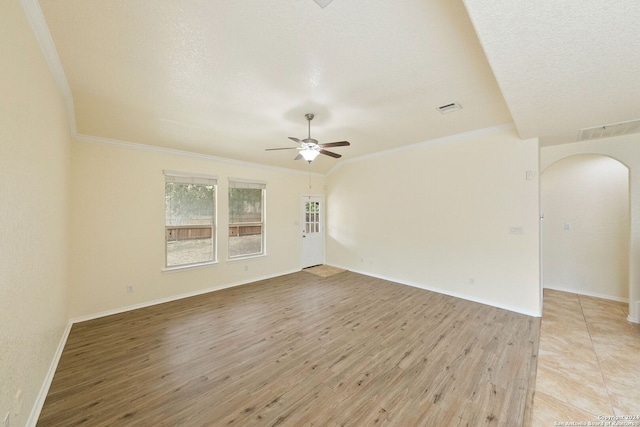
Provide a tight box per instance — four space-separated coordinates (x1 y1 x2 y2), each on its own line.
35 0 638 172
463 0 640 147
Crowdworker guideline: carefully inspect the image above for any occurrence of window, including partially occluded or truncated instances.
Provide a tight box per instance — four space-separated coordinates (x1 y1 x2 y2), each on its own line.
164 171 217 268
228 180 265 258
304 200 321 234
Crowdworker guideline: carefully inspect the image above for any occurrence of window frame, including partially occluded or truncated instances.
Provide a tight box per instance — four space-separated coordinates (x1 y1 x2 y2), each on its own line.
227 179 266 260
163 170 218 271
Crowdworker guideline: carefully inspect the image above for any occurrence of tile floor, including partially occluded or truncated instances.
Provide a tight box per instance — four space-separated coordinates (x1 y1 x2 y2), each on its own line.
530 289 640 426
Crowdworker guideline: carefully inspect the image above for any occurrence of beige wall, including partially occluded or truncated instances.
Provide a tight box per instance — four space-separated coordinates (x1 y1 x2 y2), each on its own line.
325 127 541 316
541 154 629 300
69 139 325 318
0 0 71 425
541 135 640 322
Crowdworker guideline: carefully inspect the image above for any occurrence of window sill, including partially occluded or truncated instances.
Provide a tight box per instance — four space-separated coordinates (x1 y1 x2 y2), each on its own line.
227 253 267 263
162 261 218 273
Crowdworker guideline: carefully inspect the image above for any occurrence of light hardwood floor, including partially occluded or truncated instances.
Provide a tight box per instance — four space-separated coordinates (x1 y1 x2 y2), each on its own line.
38 271 540 426
530 289 640 425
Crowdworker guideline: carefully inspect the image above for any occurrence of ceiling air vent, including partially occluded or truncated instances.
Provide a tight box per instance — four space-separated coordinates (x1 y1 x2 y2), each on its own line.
313 0 334 8
578 119 640 141
437 102 462 114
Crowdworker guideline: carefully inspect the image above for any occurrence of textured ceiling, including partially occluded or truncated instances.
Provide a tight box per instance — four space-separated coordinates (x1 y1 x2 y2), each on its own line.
37 0 511 172
34 0 639 172
463 0 640 146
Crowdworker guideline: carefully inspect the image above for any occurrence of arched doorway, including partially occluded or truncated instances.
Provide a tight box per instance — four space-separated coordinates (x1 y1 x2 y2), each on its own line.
541 154 630 303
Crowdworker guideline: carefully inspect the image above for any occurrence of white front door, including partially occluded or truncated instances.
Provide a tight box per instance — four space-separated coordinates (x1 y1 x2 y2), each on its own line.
301 196 324 268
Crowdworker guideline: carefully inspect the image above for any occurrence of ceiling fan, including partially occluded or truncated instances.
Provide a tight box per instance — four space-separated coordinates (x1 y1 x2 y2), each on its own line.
266 113 350 162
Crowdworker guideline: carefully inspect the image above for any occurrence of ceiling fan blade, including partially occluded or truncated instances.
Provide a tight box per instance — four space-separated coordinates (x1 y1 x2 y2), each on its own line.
288 137 302 143
265 147 298 151
320 149 342 159
319 141 350 148
294 154 303 160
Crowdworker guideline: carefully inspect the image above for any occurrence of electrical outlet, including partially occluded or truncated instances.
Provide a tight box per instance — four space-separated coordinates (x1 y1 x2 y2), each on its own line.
3 412 10 427
469 278 475 285
243 265 249 272
126 285 134 293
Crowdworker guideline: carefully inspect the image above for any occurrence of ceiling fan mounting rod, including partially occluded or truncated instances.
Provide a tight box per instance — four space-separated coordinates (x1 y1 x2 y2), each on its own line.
305 113 314 139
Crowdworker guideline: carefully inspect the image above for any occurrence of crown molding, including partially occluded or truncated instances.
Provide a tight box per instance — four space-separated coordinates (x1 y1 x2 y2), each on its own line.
326 123 517 176
75 134 325 177
20 0 517 179
20 0 77 135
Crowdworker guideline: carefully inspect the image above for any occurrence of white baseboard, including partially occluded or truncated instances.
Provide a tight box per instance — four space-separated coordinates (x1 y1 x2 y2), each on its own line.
27 321 73 427
27 267 545 424
70 268 300 324
331 264 542 318
628 315 639 324
29 269 299 425
543 284 629 303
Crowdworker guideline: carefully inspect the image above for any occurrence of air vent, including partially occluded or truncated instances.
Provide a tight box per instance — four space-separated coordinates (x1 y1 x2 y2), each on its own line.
578 119 640 141
437 102 462 114
313 0 334 8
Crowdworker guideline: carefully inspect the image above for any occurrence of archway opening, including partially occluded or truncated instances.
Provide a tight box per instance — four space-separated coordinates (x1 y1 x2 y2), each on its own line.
541 154 630 303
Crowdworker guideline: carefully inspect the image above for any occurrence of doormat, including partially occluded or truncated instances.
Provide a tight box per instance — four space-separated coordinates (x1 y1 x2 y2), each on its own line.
303 265 346 278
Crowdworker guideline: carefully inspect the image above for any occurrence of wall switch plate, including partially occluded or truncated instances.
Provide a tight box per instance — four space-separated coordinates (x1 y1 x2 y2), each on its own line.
126 285 134 293
509 226 523 235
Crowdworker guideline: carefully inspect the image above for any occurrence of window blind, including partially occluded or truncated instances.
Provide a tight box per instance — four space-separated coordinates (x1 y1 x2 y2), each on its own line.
228 179 266 189
164 170 217 185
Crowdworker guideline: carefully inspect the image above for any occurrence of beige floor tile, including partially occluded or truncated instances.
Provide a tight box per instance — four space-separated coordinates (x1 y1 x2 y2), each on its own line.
534 289 639 426
588 323 640 354
538 324 592 351
535 349 612 416
530 390 607 427
609 387 640 416
599 357 640 415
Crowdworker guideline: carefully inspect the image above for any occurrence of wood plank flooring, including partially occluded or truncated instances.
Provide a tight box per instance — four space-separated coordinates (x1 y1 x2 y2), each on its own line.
37 271 540 426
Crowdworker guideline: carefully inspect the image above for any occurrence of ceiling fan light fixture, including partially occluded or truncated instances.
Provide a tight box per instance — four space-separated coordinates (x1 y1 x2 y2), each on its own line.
266 113 349 162
300 148 320 162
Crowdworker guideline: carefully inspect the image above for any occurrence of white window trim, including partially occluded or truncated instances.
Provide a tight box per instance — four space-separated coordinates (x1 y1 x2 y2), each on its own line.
162 260 218 273
228 179 266 260
164 170 218 270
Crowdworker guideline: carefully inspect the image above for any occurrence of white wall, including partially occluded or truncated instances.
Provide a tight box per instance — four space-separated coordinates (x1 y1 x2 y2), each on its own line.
541 135 640 322
0 0 71 425
541 154 629 300
326 127 541 316
69 139 325 318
